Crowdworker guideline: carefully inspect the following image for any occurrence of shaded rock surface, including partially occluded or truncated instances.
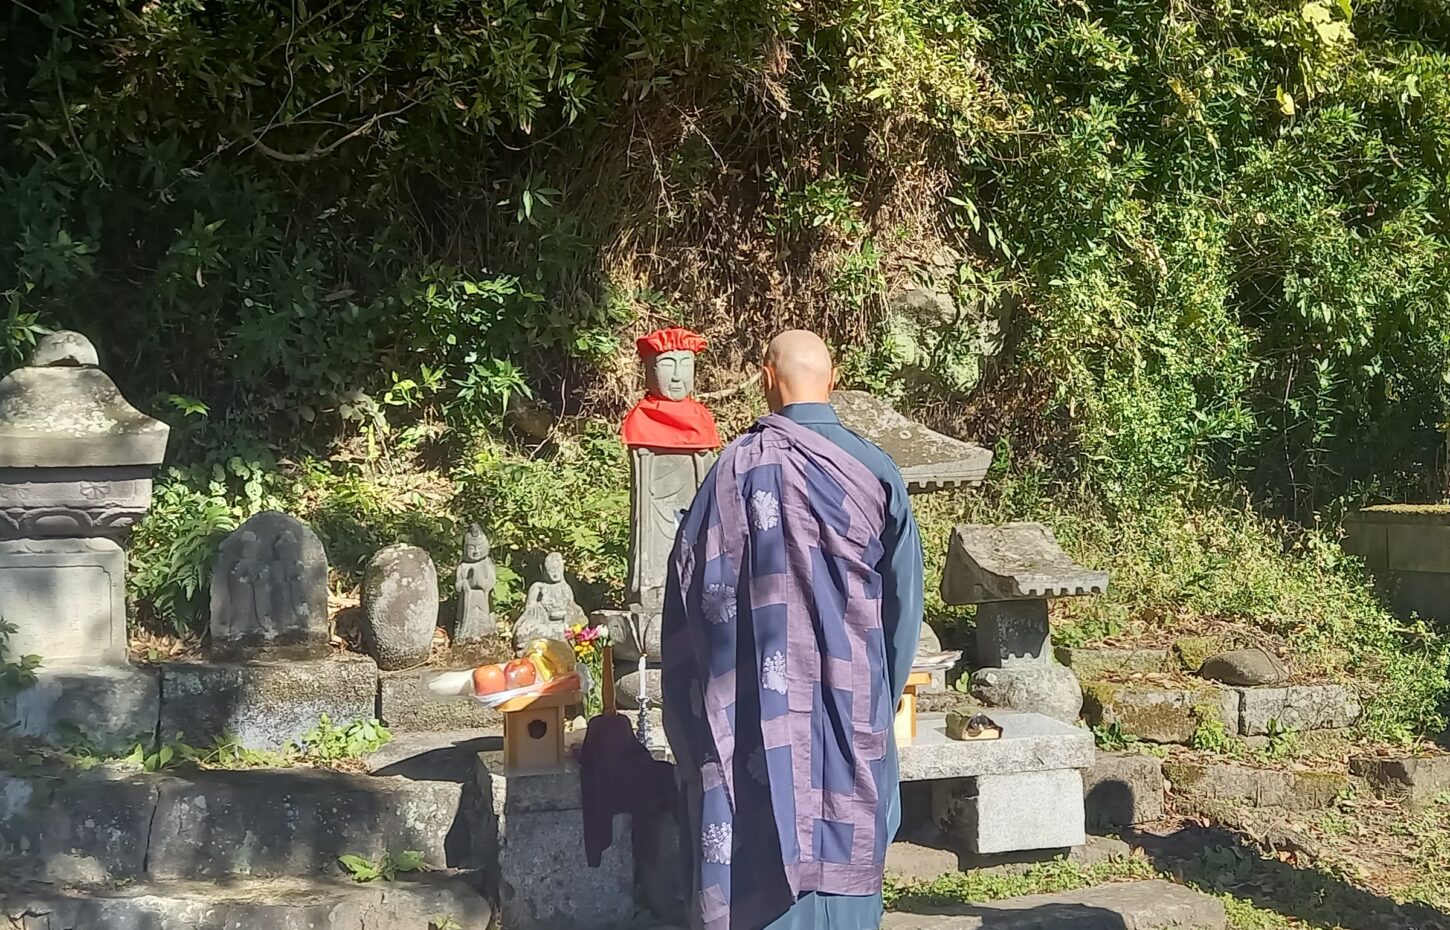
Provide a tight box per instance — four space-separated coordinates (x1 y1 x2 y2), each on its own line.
1198 647 1288 686
0 875 491 930
1083 751 1165 829
1350 755 1450 809
158 655 378 750
881 879 1225 929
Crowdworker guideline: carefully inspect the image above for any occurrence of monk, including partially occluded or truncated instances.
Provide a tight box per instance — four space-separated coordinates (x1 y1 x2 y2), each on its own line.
662 330 924 930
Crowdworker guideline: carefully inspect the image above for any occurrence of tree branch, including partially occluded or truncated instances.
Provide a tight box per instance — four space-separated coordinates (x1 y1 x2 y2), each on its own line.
245 100 421 163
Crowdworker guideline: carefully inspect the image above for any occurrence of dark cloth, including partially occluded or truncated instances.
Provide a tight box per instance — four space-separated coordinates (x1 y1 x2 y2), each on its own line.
579 712 678 868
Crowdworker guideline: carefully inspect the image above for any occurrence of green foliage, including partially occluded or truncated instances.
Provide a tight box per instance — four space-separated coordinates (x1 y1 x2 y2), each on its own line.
1191 716 1235 754
0 620 41 698
297 716 392 762
339 850 426 883
1092 722 1137 752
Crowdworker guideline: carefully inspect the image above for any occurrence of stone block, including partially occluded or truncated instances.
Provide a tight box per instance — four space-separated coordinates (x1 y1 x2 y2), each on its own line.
480 754 633 930
949 769 1086 855
898 712 1094 783
0 538 127 665
0 664 159 753
159 655 378 750
968 662 1083 723
378 668 502 732
1350 755 1450 809
0 766 162 882
0 874 492 930
146 769 461 879
1165 761 1347 811
881 879 1226 929
1082 682 1236 744
1237 684 1361 736
1054 646 1170 680
1083 751 1164 828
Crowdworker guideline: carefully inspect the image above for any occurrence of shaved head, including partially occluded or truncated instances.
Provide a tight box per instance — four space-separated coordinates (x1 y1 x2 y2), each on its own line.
762 330 837 412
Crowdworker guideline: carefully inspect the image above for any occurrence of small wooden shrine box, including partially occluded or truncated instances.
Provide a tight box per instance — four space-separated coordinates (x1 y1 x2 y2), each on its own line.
499 689 578 776
894 671 934 748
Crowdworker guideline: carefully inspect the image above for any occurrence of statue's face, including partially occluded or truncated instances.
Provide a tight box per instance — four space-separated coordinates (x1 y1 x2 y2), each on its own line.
464 535 488 561
544 554 564 582
646 351 695 402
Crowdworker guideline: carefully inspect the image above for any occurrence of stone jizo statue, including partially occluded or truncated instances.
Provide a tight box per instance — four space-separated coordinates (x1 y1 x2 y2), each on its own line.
210 511 329 656
512 551 586 654
455 524 497 643
621 327 720 612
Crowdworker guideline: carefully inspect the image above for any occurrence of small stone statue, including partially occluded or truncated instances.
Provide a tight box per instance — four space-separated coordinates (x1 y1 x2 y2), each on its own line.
620 328 720 612
512 551 586 654
455 524 497 644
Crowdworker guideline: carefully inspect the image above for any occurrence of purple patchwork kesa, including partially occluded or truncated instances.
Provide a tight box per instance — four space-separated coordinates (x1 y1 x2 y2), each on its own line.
662 413 893 930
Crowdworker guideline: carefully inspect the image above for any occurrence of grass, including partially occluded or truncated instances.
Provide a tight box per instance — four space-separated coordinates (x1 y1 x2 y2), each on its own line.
911 470 1450 745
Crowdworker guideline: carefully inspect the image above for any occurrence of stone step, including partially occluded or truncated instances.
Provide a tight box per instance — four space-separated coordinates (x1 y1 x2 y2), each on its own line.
1 764 466 882
883 879 1225 929
1164 760 1349 811
1 873 492 930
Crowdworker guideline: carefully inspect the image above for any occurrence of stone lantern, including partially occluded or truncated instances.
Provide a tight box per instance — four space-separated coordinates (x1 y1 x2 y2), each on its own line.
0 332 169 748
941 522 1107 722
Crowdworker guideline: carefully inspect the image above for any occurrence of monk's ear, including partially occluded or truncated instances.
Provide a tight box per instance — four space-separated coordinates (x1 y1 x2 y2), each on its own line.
829 366 840 392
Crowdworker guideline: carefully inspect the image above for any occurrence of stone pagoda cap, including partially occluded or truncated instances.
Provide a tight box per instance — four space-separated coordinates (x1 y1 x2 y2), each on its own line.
0 332 170 468
830 390 992 492
941 521 1108 605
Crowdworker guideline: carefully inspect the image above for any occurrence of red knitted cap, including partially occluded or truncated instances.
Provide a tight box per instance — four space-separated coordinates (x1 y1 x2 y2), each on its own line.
636 327 708 357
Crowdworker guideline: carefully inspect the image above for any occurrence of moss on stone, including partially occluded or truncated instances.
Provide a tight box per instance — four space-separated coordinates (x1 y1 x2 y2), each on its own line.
1172 636 1229 672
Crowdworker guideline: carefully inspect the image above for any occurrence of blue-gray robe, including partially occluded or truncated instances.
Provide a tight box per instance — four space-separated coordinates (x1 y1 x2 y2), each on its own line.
663 401 924 930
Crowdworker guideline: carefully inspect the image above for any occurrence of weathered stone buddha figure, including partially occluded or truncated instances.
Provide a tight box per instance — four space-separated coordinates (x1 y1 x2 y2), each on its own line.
513 551 586 652
620 327 721 612
455 524 497 643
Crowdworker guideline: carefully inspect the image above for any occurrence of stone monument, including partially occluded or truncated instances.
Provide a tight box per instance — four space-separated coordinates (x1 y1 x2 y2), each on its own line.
512 552 586 653
210 511 329 657
621 327 720 610
454 524 497 643
940 522 1108 722
361 544 439 670
0 331 170 750
605 327 721 722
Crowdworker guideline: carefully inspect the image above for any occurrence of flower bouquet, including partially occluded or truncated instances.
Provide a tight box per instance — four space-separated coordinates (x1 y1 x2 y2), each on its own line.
565 622 612 717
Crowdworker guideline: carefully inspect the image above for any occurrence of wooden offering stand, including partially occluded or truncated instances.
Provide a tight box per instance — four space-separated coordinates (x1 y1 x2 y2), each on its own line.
894 670 933 748
500 689 577 776
499 646 615 776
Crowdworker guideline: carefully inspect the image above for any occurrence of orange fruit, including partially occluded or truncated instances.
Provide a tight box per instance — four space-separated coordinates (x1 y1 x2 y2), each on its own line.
472 664 506 696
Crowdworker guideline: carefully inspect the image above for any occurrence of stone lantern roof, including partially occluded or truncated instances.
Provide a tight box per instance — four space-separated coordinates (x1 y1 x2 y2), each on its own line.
829 390 992 492
0 331 169 468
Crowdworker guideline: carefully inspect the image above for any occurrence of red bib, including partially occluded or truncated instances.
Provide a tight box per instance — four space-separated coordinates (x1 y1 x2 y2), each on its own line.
621 396 721 451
